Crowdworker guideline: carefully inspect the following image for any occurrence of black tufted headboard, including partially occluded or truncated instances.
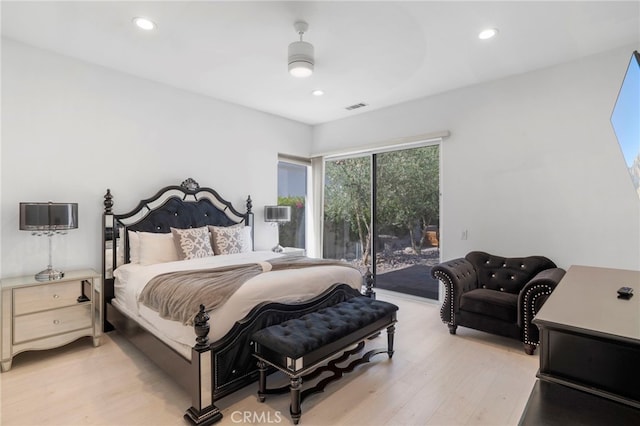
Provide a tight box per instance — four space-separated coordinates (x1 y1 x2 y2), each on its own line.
103 177 253 274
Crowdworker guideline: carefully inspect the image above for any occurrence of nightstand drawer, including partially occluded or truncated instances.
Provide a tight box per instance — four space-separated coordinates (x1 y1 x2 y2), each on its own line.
13 304 92 344
14 280 84 315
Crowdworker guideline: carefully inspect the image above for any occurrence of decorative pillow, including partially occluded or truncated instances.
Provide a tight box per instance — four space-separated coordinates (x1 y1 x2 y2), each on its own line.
171 226 214 260
138 232 179 265
127 230 140 264
208 224 252 255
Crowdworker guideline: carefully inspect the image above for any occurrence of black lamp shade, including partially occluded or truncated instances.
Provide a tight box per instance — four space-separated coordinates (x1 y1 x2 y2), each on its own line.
264 205 291 223
20 202 78 231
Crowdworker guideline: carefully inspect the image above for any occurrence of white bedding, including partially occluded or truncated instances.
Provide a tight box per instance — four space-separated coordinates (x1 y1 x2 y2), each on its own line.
112 251 363 359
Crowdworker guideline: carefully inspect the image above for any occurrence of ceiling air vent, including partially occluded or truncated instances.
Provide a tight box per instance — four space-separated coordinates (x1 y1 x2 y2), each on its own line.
345 102 368 111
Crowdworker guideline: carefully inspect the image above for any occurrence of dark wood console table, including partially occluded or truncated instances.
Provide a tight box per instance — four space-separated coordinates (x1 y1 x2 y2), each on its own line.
519 265 640 424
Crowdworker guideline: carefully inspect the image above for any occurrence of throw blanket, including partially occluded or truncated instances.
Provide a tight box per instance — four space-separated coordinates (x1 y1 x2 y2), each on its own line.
138 257 355 325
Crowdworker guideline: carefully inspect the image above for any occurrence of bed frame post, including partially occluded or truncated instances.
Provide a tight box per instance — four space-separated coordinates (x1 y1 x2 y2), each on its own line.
184 305 222 426
245 195 254 248
103 189 115 332
364 267 376 299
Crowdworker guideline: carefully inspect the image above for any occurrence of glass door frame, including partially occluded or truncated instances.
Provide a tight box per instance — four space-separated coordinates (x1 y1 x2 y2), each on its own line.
321 139 443 302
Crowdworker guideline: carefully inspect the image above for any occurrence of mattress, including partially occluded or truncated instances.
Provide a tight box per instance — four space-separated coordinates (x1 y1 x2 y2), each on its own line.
112 251 363 359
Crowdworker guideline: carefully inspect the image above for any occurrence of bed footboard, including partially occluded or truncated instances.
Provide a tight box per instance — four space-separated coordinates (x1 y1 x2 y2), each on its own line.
184 284 362 425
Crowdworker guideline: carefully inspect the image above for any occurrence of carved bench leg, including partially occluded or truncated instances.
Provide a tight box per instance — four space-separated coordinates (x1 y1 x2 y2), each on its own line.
290 376 302 425
387 324 395 359
257 360 267 402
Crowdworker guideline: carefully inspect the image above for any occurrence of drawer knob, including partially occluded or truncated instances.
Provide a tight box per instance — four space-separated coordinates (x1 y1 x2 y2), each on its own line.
53 320 60 325
53 294 60 299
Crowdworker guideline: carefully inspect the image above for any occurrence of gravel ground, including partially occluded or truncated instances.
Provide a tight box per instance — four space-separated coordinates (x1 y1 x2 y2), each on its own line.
344 247 440 274
375 247 440 273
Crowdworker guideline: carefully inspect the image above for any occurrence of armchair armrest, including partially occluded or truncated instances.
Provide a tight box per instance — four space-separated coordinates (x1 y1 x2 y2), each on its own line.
431 258 478 325
518 267 566 345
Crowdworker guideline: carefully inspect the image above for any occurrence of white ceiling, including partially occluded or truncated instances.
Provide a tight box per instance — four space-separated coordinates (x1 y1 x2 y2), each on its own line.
2 1 639 125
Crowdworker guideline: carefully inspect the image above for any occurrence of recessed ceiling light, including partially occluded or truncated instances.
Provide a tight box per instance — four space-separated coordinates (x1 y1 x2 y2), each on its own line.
478 28 498 40
133 17 156 31
312 89 324 96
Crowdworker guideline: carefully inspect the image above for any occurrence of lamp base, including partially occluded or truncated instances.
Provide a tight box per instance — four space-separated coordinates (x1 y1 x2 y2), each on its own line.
272 245 284 253
35 267 64 282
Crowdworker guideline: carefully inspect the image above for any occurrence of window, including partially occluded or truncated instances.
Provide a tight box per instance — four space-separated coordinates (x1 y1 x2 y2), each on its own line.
277 160 308 249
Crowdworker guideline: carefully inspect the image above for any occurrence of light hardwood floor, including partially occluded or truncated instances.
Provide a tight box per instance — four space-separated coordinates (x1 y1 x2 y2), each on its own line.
0 290 538 426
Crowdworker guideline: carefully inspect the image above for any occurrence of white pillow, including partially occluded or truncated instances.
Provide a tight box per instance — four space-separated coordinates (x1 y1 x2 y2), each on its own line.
138 232 179 265
171 226 214 260
127 230 140 264
113 262 136 285
208 224 252 255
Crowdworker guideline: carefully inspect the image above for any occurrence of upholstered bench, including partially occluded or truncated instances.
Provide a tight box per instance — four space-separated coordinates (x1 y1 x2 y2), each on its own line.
251 296 398 424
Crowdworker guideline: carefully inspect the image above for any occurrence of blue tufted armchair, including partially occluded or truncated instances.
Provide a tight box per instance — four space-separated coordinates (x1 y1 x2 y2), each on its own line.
431 251 566 354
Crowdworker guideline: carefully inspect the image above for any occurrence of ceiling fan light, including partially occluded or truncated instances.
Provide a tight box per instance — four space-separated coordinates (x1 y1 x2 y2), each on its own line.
133 17 156 31
288 40 314 78
290 64 313 78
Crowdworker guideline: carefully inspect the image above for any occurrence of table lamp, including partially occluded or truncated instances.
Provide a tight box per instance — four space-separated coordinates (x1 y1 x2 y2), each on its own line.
20 202 78 281
264 205 291 252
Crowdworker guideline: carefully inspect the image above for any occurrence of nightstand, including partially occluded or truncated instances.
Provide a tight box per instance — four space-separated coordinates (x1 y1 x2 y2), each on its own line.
1 269 102 372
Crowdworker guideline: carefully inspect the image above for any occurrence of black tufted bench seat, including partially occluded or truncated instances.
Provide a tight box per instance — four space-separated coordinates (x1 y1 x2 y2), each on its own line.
251 295 398 424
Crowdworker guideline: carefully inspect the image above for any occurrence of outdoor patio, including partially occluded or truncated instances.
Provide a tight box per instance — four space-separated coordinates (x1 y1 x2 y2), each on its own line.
375 247 440 299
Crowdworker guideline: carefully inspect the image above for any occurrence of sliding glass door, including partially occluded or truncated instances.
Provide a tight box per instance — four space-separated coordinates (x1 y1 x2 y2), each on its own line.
323 145 440 300
373 146 440 299
323 156 371 273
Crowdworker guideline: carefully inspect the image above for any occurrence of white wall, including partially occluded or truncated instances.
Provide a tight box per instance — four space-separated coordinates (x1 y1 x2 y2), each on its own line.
3 39 639 277
313 45 640 271
1 39 312 278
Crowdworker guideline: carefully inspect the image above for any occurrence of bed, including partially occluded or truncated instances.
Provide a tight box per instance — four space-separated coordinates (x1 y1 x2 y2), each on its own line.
101 178 366 425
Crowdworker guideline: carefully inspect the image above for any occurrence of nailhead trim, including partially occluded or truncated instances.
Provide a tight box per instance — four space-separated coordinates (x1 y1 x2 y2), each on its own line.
436 267 555 347
434 270 455 326
522 283 553 346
